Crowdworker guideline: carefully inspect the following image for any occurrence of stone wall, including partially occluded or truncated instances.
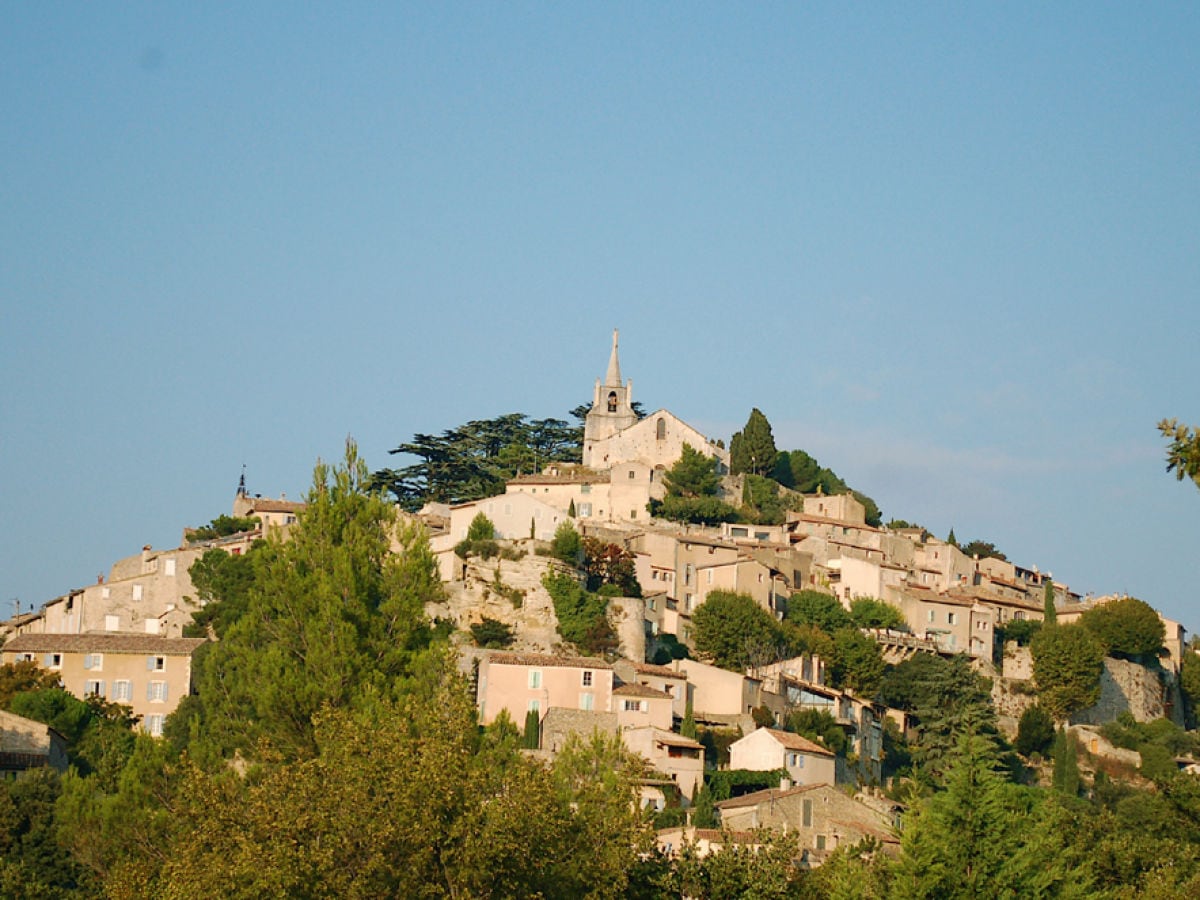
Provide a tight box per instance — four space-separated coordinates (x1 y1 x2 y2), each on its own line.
1070 658 1177 726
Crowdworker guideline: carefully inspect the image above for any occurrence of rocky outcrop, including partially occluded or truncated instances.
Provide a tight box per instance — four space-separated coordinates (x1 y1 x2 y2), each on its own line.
1070 658 1181 727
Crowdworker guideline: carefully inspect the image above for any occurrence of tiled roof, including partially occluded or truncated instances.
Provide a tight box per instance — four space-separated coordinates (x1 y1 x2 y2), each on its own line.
758 728 835 756
508 468 610 485
486 651 612 670
630 661 684 679
714 782 824 809
3 634 207 656
614 683 671 699
247 499 305 513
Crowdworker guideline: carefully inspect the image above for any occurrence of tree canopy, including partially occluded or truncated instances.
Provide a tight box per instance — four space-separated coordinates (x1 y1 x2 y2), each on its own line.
729 408 778 477
1158 418 1200 489
691 591 785 672
369 413 582 510
1031 623 1106 719
653 444 739 525
1079 595 1165 659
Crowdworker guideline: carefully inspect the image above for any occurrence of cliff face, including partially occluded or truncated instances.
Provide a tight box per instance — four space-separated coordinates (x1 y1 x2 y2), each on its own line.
1071 658 1185 727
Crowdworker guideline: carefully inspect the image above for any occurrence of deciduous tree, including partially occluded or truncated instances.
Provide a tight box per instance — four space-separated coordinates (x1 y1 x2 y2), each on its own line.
1031 624 1105 720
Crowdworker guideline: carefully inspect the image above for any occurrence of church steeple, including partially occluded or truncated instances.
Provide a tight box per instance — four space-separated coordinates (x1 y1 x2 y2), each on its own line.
605 329 623 387
583 330 637 467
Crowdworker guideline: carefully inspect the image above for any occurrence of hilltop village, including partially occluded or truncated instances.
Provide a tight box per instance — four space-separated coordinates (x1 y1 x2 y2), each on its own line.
3 332 1199 896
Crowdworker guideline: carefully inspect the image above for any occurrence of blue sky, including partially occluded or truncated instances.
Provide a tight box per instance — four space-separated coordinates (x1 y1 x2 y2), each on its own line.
2 5 1197 628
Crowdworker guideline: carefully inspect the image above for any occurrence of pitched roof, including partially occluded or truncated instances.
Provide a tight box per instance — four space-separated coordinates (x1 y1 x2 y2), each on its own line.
245 499 305 513
714 782 825 810
628 661 685 679
614 683 671 699
3 634 207 656
754 727 835 756
485 651 613 670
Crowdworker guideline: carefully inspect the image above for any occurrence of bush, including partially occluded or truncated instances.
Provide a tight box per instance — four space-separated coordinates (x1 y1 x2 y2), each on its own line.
550 521 581 564
1080 596 1165 659
1015 706 1056 757
1000 619 1042 647
467 512 495 542
1031 624 1105 719
470 618 515 649
541 571 617 656
849 597 907 631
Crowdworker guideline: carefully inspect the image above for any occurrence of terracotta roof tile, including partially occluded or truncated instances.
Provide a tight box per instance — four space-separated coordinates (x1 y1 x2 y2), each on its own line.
759 728 835 756
486 651 612 670
614 683 671 699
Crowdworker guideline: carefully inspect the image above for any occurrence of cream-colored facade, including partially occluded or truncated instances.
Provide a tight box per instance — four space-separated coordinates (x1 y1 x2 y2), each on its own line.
614 683 674 731
2 634 205 736
476 651 614 726
672 657 762 722
622 726 705 801
728 727 837 787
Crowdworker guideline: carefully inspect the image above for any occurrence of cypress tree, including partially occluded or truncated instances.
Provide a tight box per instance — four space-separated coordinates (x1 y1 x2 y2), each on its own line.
1043 580 1057 626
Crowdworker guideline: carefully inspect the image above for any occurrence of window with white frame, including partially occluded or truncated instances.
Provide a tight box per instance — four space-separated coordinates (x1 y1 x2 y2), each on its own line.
132 584 143 602
105 615 120 631
84 680 105 698
947 612 958 625
164 558 176 577
146 715 165 737
43 653 62 670
623 699 645 712
147 681 168 703
581 670 593 687
527 699 540 714
112 680 132 702
147 655 165 672
83 653 103 671
528 669 542 689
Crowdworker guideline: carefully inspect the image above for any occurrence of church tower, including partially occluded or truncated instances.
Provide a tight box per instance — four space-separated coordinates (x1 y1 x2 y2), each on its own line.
582 330 637 467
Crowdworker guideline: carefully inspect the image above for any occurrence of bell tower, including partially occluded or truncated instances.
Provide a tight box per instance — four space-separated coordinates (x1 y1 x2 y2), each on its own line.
582 330 637 467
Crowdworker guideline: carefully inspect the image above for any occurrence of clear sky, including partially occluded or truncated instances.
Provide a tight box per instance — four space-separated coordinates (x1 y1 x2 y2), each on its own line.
2 5 1197 629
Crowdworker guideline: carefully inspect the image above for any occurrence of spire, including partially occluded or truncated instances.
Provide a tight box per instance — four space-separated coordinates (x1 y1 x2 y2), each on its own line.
237 464 247 497
605 329 622 386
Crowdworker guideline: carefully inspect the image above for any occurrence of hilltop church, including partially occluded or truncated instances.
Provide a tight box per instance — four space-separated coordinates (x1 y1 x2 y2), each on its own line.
582 330 729 474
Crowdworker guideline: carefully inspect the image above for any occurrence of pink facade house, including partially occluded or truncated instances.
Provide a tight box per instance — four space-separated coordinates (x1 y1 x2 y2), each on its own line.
476 651 614 726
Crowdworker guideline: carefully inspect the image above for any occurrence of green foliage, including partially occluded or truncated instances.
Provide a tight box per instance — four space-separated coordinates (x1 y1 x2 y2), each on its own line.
678 828 803 898
751 705 775 728
1181 651 1200 728
691 591 785 671
580 537 641 596
650 493 740 525
829 628 885 697
0 660 61 707
522 708 540 749
1031 623 1105 719
652 633 689 665
662 443 721 498
541 571 617 656
186 514 261 542
1158 417 1200 489
370 412 583 510
1015 705 1056 757
466 511 495 542
778 449 883 526
786 590 853 633
185 545 260 638
849 597 907 631
999 618 1042 647
785 708 849 756
470 617 515 649
1051 728 1081 796
1079 595 1165 659
550 520 581 564
680 698 697 740
960 539 1007 561
0 768 95 895
740 473 787 525
880 653 999 781
190 440 445 762
1043 581 1057 626
729 408 778 477
690 783 716 828
704 768 789 802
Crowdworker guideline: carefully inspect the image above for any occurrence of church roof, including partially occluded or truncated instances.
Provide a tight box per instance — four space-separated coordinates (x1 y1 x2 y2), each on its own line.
605 329 623 386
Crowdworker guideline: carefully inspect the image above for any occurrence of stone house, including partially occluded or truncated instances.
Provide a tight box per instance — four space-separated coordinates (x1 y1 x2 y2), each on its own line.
0 709 68 774
888 587 996 659
622 726 705 802
715 783 900 865
728 727 837 787
802 493 867 526
476 651 614 726
614 683 674 731
611 659 689 720
2 634 206 736
655 827 761 859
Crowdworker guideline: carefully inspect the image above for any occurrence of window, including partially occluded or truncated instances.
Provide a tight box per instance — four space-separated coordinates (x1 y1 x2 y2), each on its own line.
101 586 110 599
802 799 813 827
706 570 713 585
528 670 542 689
579 693 594 711
164 558 176 577
83 653 103 671
628 469 636 479
105 614 119 631
84 680 105 697
43 653 62 670
656 418 666 440
113 680 132 702
581 483 591 494
146 715 164 737
630 510 637 519
947 612 958 625
624 699 645 712
816 835 826 851
579 503 592 517
147 656 166 672
527 699 540 714
132 584 143 602
582 670 593 687
927 610 935 623
647 597 656 610
147 681 168 702
685 594 693 613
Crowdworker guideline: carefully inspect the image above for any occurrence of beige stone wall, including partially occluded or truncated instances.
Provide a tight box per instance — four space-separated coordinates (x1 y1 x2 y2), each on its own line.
448 493 569 543
729 729 837 787
1070 658 1180 726
802 494 865 525
587 410 729 473
675 658 760 717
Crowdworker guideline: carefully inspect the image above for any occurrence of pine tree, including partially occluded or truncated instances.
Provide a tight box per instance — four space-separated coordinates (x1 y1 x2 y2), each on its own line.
729 408 777 477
